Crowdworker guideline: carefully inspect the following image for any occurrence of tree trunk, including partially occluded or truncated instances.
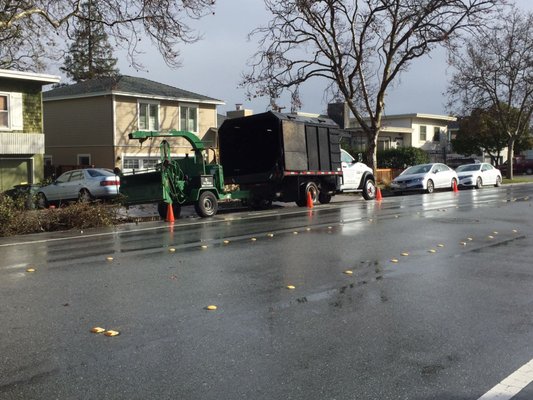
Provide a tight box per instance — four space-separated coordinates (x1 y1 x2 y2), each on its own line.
506 138 514 180
365 131 379 174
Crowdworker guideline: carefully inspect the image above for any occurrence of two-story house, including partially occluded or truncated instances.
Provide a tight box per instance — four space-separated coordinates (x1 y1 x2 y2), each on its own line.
43 75 224 173
0 69 60 192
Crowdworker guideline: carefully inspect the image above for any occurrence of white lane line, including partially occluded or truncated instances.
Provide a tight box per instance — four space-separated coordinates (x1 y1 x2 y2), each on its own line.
478 359 533 400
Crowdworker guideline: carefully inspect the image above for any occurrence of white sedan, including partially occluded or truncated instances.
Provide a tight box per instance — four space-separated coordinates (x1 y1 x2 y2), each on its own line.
390 163 458 194
37 168 120 208
456 163 502 189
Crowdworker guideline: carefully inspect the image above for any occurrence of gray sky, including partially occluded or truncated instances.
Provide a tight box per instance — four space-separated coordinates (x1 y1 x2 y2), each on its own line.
114 0 532 118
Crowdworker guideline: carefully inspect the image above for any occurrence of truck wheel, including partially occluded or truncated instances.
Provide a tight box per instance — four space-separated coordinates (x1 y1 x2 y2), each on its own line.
195 191 218 218
296 182 319 207
361 177 376 200
157 202 182 220
318 192 332 204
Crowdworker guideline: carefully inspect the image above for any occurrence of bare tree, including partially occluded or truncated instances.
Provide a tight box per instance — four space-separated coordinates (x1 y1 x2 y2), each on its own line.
242 0 502 172
0 0 216 71
447 7 533 179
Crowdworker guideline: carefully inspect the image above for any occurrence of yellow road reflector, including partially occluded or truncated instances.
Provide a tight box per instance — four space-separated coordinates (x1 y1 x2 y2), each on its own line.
401 252 409 257
460 242 467 246
488 235 494 239
437 244 444 248
467 237 473 241
390 258 399 263
223 240 230 244
306 227 311 231
293 231 298 235
493 231 498 235
286 285 296 290
104 330 120 337
201 245 208 249
428 249 436 253
512 229 518 233
26 268 36 273
206 305 218 311
168 248 176 253
328 226 333 229
106 256 114 261
343 270 353 275
251 237 257 241
90 327 106 334
267 233 274 237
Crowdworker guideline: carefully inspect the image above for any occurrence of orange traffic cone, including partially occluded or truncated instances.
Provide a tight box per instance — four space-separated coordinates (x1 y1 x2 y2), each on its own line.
166 203 175 222
306 192 314 209
376 187 383 201
453 180 459 193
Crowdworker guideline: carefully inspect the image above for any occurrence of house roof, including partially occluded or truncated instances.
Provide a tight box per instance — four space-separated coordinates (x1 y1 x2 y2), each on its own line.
0 69 60 84
43 75 224 105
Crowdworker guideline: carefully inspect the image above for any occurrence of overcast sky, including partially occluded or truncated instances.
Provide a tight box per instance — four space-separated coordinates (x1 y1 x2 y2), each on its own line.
111 0 532 118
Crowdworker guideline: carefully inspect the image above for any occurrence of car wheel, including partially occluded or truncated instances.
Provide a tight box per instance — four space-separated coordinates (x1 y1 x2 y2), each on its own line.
37 192 48 209
526 168 533 175
475 177 483 189
78 189 93 203
318 191 332 204
194 191 218 217
295 182 319 207
494 176 502 187
362 177 376 200
426 179 434 194
157 202 182 220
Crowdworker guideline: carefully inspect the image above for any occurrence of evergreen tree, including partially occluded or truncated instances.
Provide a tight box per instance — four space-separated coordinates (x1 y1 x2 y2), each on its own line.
61 0 119 82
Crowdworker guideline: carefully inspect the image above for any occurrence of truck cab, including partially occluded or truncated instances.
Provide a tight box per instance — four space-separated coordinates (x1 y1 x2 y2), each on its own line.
340 149 375 194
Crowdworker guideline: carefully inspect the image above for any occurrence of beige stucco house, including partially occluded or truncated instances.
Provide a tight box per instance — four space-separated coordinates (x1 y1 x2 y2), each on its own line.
0 69 60 191
43 75 224 173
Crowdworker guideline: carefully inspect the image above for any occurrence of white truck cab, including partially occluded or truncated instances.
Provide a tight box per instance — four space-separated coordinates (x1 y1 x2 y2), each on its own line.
339 149 376 199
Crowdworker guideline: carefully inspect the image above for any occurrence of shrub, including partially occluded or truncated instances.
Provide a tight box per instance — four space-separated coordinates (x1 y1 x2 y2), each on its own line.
377 147 430 169
0 198 120 237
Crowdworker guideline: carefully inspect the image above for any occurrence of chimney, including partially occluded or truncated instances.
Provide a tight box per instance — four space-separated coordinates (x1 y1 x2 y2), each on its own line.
226 103 253 119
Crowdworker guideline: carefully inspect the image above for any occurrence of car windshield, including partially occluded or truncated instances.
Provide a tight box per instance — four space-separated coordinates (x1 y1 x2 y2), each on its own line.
456 164 481 172
87 169 114 177
402 165 432 175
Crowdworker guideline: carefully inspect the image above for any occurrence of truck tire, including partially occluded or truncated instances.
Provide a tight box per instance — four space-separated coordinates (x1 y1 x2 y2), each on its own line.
195 191 218 218
157 202 182 220
318 192 332 204
361 177 376 200
295 182 319 207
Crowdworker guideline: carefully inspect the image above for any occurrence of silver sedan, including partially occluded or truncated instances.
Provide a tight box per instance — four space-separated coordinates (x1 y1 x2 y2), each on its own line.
37 168 120 208
390 163 459 194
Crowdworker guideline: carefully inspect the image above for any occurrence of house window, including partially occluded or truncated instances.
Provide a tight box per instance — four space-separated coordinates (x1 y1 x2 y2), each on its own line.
77 154 91 166
139 101 159 131
180 105 198 133
0 94 8 128
122 157 159 171
420 125 427 141
433 127 441 142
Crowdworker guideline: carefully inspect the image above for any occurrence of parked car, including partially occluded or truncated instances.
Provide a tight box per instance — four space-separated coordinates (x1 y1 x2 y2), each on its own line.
390 163 458 194
499 158 533 175
36 168 120 208
456 163 502 189
2 183 41 209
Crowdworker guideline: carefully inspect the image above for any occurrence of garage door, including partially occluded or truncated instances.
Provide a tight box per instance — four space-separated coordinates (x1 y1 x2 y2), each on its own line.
0 158 31 192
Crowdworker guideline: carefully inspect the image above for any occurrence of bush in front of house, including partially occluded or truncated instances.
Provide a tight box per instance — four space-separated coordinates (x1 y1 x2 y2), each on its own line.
0 195 120 237
377 147 430 169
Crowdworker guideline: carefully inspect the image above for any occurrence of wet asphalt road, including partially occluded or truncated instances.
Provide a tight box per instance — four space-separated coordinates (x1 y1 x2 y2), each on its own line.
1 184 533 400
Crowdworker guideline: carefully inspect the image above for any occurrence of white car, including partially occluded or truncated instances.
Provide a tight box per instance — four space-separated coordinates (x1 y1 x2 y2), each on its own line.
391 163 458 194
37 168 120 208
456 163 502 189
339 149 376 200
